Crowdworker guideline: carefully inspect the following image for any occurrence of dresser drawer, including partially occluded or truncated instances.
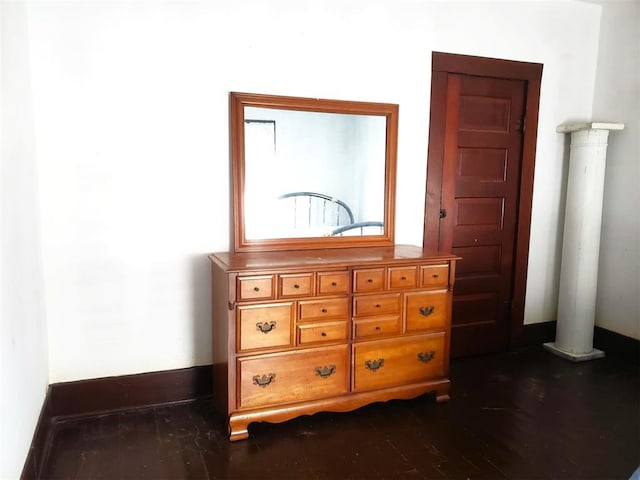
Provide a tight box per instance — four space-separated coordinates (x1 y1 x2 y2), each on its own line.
238 275 275 301
298 297 349 321
420 264 449 288
353 293 401 317
237 302 294 352
297 320 349 345
405 290 449 332
352 315 401 339
352 333 446 392
279 273 314 298
238 345 349 409
317 271 350 295
388 266 417 290
353 268 385 293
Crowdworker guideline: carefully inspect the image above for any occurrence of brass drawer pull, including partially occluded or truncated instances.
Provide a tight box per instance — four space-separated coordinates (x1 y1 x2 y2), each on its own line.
294 284 300 289
321 308 328 313
419 306 435 317
252 373 276 388
331 282 337 286
365 358 385 372
367 279 374 283
401 276 407 280
256 321 276 334
432 274 439 278
253 287 260 292
315 365 336 378
417 351 436 363
321 332 327 337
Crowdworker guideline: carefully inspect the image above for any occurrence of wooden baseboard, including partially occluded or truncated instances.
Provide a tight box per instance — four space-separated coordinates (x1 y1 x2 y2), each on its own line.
20 388 54 480
47 364 213 418
20 364 213 479
594 326 640 365
521 321 639 365
521 321 557 347
19 326 638 478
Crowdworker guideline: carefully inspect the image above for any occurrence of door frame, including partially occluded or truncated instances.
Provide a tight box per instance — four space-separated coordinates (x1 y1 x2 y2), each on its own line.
423 52 543 349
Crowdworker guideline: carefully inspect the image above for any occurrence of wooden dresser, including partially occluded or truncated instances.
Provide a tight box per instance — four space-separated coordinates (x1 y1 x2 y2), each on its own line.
209 245 458 440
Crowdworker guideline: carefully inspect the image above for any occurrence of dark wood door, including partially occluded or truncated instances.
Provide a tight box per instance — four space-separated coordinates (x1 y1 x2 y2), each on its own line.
424 53 542 358
439 74 526 357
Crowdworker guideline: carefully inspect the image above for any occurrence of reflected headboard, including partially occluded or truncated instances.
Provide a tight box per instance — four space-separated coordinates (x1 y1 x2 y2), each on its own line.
277 192 355 232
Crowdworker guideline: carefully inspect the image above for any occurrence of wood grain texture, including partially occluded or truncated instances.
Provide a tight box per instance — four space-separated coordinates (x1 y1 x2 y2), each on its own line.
210 245 459 272
39 347 640 480
211 245 459 441
47 366 213 419
24 325 636 478
423 52 543 356
20 366 214 480
510 74 543 347
424 70 449 252
230 92 398 252
432 51 543 79
445 74 526 358
20 388 54 480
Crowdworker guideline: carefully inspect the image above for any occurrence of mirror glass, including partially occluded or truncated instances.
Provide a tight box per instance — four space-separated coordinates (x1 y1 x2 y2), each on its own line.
231 93 398 252
244 107 386 240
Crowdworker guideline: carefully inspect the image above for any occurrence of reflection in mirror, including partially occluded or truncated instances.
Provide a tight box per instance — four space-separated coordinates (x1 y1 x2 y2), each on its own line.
230 92 398 252
243 107 387 240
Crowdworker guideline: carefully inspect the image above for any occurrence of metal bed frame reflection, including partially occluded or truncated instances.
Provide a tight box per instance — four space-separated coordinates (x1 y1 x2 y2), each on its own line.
277 192 355 229
277 192 383 236
330 221 385 236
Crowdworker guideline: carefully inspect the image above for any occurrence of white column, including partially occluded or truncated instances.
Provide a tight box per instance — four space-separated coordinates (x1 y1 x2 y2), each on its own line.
544 122 624 361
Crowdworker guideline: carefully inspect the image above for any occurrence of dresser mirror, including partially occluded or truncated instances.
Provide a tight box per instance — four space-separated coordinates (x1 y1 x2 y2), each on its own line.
230 92 398 252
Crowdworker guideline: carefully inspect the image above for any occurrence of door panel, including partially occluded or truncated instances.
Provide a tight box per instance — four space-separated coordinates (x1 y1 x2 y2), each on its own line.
456 198 504 230
440 74 526 357
459 96 511 132
452 293 499 326
454 245 502 275
458 148 507 181
424 52 543 357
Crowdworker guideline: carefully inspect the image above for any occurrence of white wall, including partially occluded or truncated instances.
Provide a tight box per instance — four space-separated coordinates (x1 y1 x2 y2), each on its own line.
0 2 49 478
590 0 640 340
19 0 604 383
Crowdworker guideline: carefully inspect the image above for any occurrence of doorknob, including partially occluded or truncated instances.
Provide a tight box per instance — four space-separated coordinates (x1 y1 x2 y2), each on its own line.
439 209 447 219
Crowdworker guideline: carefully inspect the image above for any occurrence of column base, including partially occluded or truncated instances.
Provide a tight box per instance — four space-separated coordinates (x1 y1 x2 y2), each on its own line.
543 342 605 362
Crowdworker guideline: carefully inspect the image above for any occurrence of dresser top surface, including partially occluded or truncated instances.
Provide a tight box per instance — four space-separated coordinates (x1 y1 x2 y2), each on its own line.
209 245 458 272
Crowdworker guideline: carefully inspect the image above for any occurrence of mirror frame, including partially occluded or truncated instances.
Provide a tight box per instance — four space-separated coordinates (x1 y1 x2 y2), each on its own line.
230 92 398 252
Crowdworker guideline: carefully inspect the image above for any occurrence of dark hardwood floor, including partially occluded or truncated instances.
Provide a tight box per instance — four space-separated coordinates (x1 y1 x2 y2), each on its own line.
41 347 640 479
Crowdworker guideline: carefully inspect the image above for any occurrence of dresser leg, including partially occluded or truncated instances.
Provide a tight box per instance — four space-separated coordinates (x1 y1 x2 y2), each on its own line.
434 382 450 403
228 417 250 441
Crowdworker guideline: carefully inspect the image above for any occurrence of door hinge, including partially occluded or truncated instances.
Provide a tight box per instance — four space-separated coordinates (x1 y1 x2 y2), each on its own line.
505 300 513 314
516 115 526 133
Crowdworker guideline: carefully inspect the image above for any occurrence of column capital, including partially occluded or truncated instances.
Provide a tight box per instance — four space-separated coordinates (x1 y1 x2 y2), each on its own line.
557 122 624 133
